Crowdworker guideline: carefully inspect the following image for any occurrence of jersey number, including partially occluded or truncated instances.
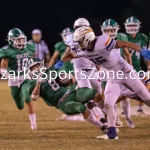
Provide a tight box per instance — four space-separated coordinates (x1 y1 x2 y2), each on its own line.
90 56 107 65
130 50 140 59
17 58 29 71
48 79 60 91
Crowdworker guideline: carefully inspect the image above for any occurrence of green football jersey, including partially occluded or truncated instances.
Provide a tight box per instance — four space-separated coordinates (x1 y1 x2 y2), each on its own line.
0 42 35 76
126 33 148 72
28 67 69 107
54 41 73 73
116 33 128 57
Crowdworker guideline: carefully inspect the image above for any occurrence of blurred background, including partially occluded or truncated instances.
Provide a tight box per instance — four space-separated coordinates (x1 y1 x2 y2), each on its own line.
0 0 149 52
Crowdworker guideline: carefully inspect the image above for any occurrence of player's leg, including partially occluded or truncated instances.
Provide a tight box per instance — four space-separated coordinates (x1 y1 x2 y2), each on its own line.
104 81 121 139
120 98 135 128
78 79 104 120
124 72 150 106
21 81 37 130
10 86 24 110
58 92 107 132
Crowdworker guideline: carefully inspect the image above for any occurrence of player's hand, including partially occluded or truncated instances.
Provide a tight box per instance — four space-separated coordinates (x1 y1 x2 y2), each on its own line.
54 60 64 69
140 49 150 61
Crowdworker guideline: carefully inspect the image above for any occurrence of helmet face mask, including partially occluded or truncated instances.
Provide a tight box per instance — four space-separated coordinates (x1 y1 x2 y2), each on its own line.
124 16 141 34
101 19 119 39
8 28 27 49
28 58 45 79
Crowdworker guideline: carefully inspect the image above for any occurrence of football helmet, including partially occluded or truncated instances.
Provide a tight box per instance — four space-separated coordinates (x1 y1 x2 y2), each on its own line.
73 26 95 50
28 58 45 77
124 16 141 34
8 28 27 49
73 18 90 29
101 19 120 39
60 28 74 43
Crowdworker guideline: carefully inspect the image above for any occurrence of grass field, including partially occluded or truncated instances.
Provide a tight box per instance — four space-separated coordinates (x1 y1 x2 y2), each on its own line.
1 80 150 150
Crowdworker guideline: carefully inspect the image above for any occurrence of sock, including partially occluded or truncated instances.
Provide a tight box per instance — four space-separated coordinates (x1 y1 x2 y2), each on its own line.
86 113 103 128
91 107 104 119
29 114 36 126
120 98 131 119
105 104 116 127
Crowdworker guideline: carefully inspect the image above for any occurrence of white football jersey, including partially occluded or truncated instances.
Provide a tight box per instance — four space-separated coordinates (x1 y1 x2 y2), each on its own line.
76 35 133 73
64 34 96 69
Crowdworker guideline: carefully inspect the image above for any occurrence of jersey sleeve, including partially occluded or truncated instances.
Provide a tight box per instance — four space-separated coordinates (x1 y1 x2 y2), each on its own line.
54 42 65 52
96 35 116 51
117 33 128 41
27 42 36 54
0 46 10 58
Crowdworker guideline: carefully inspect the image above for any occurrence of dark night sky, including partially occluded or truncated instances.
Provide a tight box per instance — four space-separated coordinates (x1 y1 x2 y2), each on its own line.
0 0 150 52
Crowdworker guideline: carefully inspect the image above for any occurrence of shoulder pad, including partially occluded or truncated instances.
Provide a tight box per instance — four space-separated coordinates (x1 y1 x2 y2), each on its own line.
96 35 115 50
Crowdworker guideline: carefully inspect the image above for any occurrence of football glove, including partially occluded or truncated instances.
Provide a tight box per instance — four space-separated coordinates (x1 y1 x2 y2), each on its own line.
54 60 64 69
140 49 150 61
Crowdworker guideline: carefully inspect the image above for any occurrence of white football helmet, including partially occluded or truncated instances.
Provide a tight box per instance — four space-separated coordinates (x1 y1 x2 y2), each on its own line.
73 26 95 50
73 18 90 29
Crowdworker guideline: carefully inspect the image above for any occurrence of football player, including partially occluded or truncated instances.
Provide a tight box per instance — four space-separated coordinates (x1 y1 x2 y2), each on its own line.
124 16 149 115
28 58 108 133
55 26 150 139
0 28 37 130
49 28 74 74
62 18 105 122
101 19 134 128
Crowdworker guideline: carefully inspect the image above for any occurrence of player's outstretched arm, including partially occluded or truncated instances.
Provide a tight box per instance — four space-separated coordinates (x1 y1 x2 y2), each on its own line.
61 47 74 62
31 82 41 101
116 40 141 51
116 40 150 61
49 51 59 67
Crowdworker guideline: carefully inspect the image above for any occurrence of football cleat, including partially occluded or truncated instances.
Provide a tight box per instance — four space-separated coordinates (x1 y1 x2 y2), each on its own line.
31 124 37 130
136 110 147 117
97 134 118 140
126 118 135 128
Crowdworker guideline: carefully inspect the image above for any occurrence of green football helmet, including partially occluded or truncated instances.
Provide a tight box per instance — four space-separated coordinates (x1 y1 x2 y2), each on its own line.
28 58 44 70
101 19 120 39
8 28 27 49
28 58 45 79
124 16 141 34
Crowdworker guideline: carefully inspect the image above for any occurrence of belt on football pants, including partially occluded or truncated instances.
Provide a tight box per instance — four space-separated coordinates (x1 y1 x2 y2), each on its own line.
57 89 73 107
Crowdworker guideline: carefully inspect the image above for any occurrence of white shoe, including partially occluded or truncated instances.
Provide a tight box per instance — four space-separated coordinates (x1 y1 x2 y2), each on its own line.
126 118 135 128
31 124 37 130
97 134 118 140
56 114 67 121
116 119 123 127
